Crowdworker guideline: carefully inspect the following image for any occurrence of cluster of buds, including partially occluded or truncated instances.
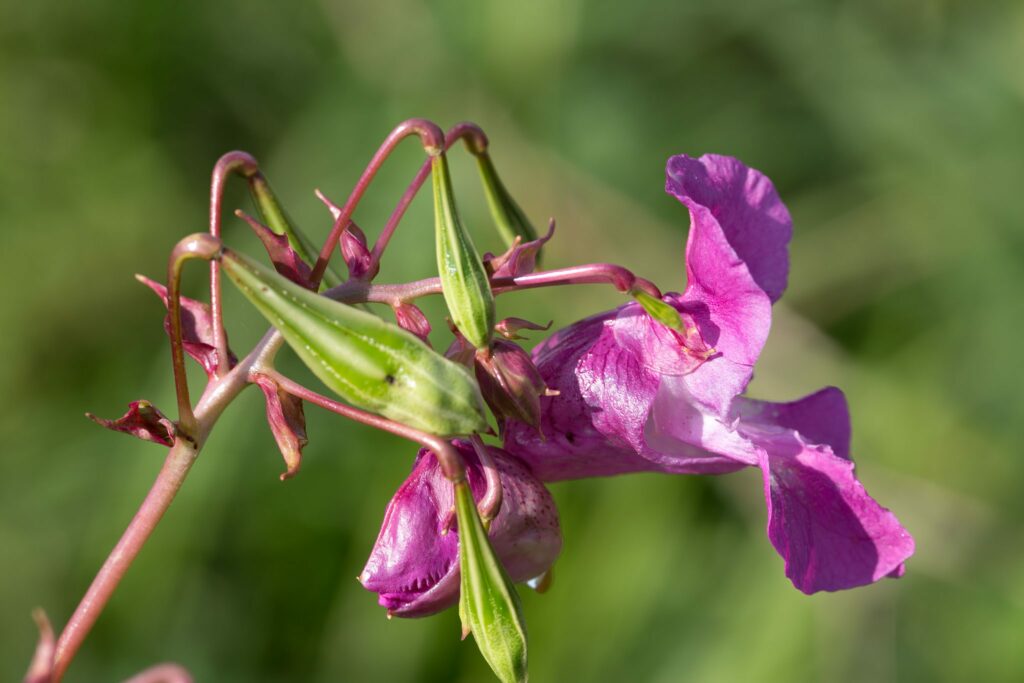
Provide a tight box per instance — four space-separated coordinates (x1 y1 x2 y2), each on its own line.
28 119 913 683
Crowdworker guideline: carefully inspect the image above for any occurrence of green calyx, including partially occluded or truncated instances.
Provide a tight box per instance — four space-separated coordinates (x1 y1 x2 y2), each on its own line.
456 480 528 683
432 153 496 349
220 248 488 437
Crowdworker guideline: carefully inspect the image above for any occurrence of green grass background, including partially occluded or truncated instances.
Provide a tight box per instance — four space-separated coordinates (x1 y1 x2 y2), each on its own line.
2 1 1022 681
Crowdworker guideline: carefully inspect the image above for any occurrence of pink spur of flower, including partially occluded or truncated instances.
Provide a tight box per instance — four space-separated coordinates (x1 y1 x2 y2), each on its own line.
503 154 914 594
359 440 562 617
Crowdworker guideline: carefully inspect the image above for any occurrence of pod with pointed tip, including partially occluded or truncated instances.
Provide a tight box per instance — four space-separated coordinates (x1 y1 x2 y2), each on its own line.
433 153 495 349
220 248 488 437
456 480 529 683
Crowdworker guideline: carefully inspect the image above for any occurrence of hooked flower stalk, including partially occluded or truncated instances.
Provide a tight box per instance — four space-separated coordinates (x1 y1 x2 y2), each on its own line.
33 120 912 683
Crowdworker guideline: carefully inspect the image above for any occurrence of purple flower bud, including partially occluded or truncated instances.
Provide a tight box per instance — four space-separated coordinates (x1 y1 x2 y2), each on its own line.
360 441 561 617
236 210 313 288
393 302 432 343
474 341 548 430
341 222 376 280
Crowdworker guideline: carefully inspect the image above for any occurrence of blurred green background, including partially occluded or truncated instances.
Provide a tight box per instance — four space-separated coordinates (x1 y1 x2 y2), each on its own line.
2 0 1023 681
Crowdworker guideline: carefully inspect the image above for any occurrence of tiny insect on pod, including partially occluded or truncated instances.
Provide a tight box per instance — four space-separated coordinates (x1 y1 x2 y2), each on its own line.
218 247 489 437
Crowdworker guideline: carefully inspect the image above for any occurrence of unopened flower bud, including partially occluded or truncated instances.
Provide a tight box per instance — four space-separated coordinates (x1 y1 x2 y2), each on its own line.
392 301 432 343
432 153 495 349
219 248 488 437
474 340 548 430
341 222 376 280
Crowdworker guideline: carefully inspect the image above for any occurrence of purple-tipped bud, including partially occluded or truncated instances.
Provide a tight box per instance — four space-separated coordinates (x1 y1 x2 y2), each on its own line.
360 441 561 618
474 341 548 430
236 210 313 288
86 400 175 447
136 274 237 376
253 375 308 480
341 222 376 280
393 302 432 343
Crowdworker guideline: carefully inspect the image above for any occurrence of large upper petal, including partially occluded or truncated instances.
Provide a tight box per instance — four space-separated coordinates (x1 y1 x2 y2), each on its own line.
664 154 791 415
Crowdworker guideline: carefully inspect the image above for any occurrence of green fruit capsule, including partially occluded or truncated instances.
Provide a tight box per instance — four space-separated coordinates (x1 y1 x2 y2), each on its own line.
475 151 539 252
433 153 495 349
456 480 529 683
220 248 488 437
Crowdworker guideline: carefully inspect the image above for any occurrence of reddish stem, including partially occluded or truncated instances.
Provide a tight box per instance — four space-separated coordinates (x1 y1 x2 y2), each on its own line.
256 371 468 484
367 122 490 275
208 152 260 378
52 437 198 682
166 233 223 438
309 119 445 288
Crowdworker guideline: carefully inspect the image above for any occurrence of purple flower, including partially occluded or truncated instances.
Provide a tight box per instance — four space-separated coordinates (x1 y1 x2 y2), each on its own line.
503 154 914 594
360 441 561 617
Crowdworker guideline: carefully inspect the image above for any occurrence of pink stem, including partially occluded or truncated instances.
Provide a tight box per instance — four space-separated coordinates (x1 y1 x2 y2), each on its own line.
309 119 444 288
208 152 260 378
52 299 271 682
367 122 490 275
258 371 467 484
166 234 223 438
327 261 663 305
493 263 662 298
52 437 198 682
469 433 502 526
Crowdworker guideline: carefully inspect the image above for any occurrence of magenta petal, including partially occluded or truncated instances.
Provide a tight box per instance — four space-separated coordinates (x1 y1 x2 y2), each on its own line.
754 432 914 593
360 442 561 616
737 387 852 459
504 311 664 481
667 154 792 304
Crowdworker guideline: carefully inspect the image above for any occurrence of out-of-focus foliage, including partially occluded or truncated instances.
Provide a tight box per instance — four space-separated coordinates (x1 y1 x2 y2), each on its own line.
2 1 1022 681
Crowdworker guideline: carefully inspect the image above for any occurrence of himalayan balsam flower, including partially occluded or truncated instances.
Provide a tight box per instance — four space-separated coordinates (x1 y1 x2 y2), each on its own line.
360 441 561 616
504 154 914 593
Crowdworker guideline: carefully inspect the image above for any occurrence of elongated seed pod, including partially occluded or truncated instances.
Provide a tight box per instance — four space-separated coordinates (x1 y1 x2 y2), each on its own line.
220 248 489 437
433 153 495 349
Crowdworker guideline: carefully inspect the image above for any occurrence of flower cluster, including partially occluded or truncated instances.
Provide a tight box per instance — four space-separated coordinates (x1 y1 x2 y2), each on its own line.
364 153 913 606
51 121 913 683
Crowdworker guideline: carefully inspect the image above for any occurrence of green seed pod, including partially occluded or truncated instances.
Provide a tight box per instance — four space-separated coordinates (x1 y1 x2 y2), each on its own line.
220 248 488 437
476 151 539 251
455 480 529 683
433 153 495 349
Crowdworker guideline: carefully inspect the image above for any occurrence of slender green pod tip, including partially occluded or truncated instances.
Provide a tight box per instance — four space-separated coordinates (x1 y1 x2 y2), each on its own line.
476 152 538 251
456 481 529 683
432 153 495 349
219 247 488 437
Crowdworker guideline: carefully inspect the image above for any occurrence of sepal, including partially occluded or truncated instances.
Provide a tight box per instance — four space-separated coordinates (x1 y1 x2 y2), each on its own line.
86 400 175 447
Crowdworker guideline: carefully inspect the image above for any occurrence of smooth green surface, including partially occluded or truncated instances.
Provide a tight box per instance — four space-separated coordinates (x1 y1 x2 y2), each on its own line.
433 153 495 349
2 1 1023 681
221 248 487 437
456 481 528 683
